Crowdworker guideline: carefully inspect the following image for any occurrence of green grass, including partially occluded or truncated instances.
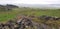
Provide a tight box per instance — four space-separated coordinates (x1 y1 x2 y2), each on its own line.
0 8 60 22
20 10 60 17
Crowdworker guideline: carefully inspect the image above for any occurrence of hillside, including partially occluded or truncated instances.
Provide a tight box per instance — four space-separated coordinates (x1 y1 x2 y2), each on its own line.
0 8 60 29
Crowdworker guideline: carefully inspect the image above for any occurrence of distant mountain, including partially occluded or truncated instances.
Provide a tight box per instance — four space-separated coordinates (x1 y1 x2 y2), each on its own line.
18 4 60 8
8 4 60 8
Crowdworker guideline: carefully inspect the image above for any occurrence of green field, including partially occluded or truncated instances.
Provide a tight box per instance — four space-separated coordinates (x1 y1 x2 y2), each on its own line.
0 8 60 22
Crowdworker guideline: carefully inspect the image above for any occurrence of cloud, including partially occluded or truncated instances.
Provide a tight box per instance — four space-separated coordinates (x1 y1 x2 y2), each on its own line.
0 0 60 4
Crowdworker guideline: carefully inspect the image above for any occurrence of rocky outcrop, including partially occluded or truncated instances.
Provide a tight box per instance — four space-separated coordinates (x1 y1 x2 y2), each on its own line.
0 15 60 29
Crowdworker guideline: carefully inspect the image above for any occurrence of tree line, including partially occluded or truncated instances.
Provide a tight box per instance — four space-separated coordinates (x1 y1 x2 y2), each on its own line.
0 4 19 11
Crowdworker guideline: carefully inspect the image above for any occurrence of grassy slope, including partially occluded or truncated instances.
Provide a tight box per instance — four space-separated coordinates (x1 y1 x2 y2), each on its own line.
0 8 60 22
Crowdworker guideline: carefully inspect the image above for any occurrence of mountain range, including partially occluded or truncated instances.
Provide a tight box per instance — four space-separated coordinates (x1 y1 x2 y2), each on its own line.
1 4 60 8
16 4 60 8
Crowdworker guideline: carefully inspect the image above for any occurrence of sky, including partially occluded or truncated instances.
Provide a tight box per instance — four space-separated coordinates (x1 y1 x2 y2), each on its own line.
0 0 60 4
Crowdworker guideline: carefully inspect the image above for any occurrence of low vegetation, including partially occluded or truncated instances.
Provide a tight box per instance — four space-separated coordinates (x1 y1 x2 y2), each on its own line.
0 7 60 29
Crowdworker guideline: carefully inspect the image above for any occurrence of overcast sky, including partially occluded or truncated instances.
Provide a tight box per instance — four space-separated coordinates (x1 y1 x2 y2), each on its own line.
0 0 60 4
